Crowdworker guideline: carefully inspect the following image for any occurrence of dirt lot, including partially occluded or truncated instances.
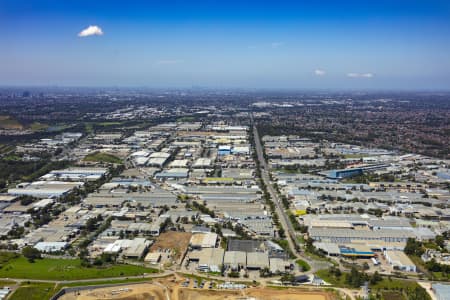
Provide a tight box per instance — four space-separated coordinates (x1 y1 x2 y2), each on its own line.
59 283 166 300
150 232 192 261
244 288 333 300
59 276 334 300
177 288 332 300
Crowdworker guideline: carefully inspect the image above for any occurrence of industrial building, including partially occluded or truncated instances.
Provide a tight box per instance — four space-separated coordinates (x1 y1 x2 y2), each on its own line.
246 252 270 269
223 251 246 270
189 232 218 249
8 181 84 198
309 228 415 243
188 248 225 272
384 250 416 272
433 283 450 300
40 167 108 181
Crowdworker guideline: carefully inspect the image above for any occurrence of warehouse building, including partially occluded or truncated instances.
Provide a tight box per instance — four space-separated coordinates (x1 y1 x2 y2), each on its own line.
223 251 246 271
189 232 218 249
189 248 225 273
144 252 161 264
8 181 83 198
269 258 291 273
193 158 212 168
41 168 108 181
384 250 416 272
154 168 189 180
247 252 269 270
433 283 450 300
34 241 68 253
309 228 415 243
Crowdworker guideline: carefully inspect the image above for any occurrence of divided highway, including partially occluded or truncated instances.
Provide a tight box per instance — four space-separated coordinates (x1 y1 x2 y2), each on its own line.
252 123 322 273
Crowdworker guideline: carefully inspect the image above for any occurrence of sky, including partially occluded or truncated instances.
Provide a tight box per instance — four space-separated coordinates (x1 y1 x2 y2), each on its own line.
1 0 450 89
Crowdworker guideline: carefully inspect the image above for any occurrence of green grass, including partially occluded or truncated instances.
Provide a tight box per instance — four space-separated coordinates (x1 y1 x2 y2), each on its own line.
10 282 58 300
316 267 429 299
379 291 404 300
371 277 418 290
0 251 19 264
59 277 152 288
3 154 21 161
295 259 311 272
29 122 48 131
97 122 123 126
0 115 23 130
84 152 122 164
0 279 16 286
177 116 196 122
315 269 348 287
0 256 157 280
431 271 450 281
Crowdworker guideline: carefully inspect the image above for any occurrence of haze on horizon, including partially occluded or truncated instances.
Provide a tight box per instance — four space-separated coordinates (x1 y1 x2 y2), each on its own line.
1 0 450 90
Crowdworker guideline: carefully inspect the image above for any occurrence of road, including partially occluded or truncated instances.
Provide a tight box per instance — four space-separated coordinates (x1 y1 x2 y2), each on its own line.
252 125 297 252
252 123 331 274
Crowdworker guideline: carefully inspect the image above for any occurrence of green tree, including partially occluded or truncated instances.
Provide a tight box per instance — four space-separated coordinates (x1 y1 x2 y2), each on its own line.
22 246 41 262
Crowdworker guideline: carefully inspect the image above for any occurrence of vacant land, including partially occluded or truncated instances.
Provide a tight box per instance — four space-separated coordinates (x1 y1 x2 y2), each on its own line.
10 282 59 300
150 231 192 261
29 121 49 131
84 152 122 164
0 115 23 130
58 275 334 300
59 283 165 300
178 289 241 300
0 256 156 280
245 288 332 300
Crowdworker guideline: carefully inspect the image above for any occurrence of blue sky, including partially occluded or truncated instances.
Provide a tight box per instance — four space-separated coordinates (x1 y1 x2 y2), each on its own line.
1 0 450 89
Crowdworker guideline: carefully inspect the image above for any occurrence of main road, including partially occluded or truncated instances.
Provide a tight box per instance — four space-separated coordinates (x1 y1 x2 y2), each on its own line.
252 125 298 253
252 122 324 273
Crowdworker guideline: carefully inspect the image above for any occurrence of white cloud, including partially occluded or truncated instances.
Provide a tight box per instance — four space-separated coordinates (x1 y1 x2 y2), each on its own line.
314 69 326 76
78 25 104 37
271 42 284 48
347 72 374 78
156 60 183 65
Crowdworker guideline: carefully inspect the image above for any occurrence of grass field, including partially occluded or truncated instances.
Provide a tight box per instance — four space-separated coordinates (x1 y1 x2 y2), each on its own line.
8 278 155 300
10 282 58 300
379 291 404 300
29 122 49 131
83 152 122 164
59 277 153 288
0 279 16 286
316 268 430 300
0 256 157 280
296 259 311 272
315 269 348 287
0 115 23 130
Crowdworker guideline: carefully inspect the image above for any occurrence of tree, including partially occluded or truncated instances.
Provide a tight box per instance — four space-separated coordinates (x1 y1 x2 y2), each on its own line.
435 235 445 249
22 246 41 262
280 273 295 283
408 285 431 300
370 271 382 285
404 238 424 256
363 262 370 270
85 217 98 232
345 267 367 288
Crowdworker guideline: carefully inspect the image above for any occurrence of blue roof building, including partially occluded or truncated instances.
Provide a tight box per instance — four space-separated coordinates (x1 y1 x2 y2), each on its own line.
326 168 363 180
